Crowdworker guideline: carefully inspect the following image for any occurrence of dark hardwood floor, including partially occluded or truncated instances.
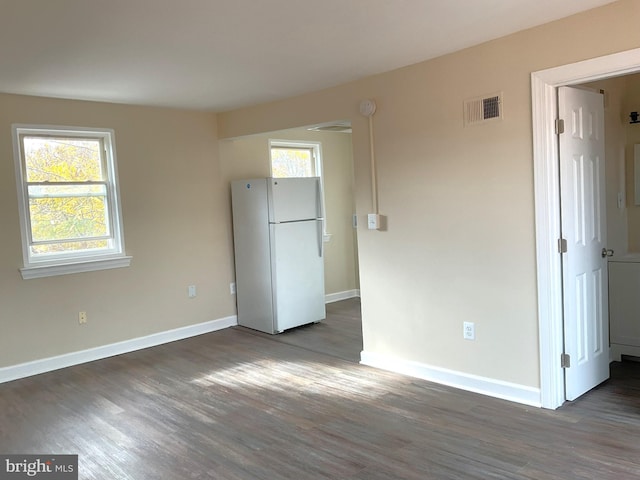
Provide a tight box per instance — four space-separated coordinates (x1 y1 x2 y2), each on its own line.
1 298 640 479
238 298 363 363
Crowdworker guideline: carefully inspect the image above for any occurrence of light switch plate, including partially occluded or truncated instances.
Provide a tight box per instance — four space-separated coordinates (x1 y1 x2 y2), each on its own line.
367 213 380 230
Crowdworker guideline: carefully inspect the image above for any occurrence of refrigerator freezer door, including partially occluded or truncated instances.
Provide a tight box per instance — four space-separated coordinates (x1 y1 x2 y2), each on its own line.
231 179 276 334
268 177 323 223
270 220 326 332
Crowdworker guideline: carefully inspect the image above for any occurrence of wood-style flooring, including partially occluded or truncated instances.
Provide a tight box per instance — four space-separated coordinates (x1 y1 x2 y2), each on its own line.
239 298 363 363
1 298 639 479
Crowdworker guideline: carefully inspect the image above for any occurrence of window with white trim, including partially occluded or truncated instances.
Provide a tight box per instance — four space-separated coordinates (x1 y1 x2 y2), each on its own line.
270 143 319 178
12 125 130 279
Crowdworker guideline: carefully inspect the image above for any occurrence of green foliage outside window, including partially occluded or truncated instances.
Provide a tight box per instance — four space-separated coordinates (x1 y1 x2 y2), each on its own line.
271 147 314 178
22 137 109 254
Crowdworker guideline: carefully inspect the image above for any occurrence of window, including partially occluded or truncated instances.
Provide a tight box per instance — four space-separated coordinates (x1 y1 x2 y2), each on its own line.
269 140 322 179
12 125 130 279
270 144 318 178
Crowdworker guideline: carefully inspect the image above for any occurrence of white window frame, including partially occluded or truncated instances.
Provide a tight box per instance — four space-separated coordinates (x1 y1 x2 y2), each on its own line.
12 124 131 279
269 139 322 178
269 139 330 241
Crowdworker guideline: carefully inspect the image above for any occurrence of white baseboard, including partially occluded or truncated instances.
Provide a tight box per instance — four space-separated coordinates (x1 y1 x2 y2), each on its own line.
360 351 542 408
325 289 360 304
611 343 640 362
0 315 238 385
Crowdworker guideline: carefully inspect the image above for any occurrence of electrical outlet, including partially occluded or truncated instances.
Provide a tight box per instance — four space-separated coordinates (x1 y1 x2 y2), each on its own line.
79 311 87 325
188 285 197 298
230 282 236 295
463 321 475 340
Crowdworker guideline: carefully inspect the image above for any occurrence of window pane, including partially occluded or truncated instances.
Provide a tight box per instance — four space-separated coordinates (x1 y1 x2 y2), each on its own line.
23 136 104 182
30 239 109 256
271 148 313 178
29 195 109 242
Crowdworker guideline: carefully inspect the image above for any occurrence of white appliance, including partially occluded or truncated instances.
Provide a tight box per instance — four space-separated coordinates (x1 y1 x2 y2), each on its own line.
231 177 326 334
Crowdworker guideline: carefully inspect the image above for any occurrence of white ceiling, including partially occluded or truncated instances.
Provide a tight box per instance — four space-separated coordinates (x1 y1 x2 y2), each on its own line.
0 0 617 112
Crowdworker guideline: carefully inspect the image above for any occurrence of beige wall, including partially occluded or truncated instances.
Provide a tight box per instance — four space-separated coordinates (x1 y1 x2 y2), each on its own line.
219 128 359 295
218 0 640 388
583 76 630 256
606 77 632 256
0 94 236 368
624 74 640 251
1 0 638 391
585 73 640 257
593 72 640 253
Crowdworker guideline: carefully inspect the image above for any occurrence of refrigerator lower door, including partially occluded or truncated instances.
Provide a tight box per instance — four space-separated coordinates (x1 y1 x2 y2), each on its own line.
270 220 326 332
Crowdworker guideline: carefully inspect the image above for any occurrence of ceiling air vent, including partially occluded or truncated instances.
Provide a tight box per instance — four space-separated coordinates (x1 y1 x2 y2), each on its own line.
307 121 352 133
464 92 503 126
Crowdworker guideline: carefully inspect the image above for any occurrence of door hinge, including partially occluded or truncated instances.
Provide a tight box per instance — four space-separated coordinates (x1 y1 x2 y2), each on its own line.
561 353 571 368
555 119 565 135
558 238 567 253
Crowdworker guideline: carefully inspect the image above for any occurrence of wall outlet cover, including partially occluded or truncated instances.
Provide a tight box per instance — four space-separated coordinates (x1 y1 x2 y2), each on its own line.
463 321 475 340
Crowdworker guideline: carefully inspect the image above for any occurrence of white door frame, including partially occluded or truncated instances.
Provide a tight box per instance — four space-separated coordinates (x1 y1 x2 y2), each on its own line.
533 48 640 409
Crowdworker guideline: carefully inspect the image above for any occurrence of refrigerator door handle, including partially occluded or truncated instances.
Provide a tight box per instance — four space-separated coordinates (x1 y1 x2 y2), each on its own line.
317 219 324 257
316 178 324 219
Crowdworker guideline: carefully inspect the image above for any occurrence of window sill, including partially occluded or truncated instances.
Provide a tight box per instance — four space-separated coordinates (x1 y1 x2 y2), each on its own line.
20 256 132 280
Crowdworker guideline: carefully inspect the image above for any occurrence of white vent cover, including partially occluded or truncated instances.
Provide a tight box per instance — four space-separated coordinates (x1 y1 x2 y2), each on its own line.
464 92 503 126
307 121 352 133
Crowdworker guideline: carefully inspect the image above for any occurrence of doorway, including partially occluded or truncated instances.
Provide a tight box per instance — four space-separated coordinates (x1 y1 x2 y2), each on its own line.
532 48 640 409
219 122 363 358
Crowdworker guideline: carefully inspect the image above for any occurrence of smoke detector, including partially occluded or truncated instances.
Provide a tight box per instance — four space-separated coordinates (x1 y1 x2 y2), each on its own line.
359 99 377 117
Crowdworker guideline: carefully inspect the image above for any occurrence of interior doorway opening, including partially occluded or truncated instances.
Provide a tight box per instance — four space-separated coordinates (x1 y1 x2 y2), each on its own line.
532 48 640 409
219 121 362 358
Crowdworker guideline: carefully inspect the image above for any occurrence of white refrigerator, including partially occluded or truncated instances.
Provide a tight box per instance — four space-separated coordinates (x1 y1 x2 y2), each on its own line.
231 177 326 334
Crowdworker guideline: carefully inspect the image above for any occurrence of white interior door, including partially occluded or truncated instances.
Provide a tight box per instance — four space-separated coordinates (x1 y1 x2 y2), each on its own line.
559 86 610 401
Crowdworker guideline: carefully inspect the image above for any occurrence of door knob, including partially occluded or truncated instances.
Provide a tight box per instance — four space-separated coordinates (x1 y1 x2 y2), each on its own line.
602 248 614 258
